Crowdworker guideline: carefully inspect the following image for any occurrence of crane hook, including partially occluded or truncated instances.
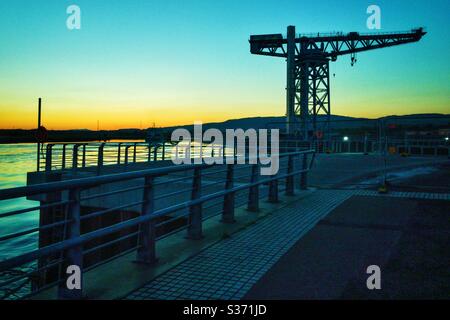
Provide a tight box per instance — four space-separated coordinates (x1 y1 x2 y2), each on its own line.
351 52 357 66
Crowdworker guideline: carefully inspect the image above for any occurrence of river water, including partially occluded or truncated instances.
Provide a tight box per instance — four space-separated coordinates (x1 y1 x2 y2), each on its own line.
0 141 156 261
0 143 39 261
0 141 232 261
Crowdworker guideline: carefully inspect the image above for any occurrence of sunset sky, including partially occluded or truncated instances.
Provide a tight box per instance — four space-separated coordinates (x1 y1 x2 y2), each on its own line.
0 0 449 130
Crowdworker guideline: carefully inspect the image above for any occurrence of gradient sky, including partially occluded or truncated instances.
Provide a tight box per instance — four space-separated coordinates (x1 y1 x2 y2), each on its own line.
0 0 449 130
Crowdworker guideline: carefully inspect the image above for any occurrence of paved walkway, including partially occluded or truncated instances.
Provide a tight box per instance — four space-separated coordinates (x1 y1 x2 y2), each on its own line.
124 189 449 300
355 189 450 200
244 193 450 299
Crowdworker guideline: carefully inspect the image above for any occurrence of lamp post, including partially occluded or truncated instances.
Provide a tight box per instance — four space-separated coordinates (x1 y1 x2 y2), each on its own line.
37 98 42 171
343 136 349 152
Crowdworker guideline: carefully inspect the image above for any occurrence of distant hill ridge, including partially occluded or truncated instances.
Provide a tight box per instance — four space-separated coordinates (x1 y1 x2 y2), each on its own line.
162 113 450 132
0 113 448 143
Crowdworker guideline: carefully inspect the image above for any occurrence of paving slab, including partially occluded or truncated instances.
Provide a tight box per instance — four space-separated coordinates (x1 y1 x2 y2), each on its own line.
244 195 450 299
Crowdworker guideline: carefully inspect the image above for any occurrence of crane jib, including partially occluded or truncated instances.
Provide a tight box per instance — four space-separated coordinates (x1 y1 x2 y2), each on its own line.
249 26 426 137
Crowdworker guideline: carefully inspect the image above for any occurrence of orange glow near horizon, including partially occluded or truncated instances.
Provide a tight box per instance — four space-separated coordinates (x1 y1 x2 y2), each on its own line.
0 99 281 130
0 96 448 131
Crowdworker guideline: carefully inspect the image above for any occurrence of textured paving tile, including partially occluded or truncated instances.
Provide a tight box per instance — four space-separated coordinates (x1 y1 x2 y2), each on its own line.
125 190 355 300
353 190 450 200
124 189 449 300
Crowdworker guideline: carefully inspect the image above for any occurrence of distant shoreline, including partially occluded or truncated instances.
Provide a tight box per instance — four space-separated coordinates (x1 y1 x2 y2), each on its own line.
1 113 448 144
0 139 144 145
0 129 147 144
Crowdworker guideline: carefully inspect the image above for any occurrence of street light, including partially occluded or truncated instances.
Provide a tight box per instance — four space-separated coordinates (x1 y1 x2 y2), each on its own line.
343 136 349 142
445 137 449 141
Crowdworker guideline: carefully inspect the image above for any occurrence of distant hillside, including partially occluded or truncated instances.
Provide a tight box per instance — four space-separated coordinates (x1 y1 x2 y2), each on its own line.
162 115 363 132
0 113 448 143
161 113 450 132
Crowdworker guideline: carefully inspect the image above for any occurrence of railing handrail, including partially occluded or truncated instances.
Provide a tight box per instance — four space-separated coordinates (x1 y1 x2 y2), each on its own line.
0 150 313 201
0 150 315 274
0 163 312 271
38 140 240 172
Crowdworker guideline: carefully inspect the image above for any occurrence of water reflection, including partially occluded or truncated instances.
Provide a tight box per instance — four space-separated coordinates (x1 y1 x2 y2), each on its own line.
0 144 40 260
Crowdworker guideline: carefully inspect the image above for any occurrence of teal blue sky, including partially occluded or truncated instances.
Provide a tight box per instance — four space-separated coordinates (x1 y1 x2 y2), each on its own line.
0 0 448 129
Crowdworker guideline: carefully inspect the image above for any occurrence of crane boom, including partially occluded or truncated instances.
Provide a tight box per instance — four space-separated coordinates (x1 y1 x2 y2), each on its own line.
249 27 426 136
250 28 425 59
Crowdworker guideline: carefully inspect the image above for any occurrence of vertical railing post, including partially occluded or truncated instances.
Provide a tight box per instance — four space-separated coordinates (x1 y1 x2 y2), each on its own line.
72 145 79 172
222 164 236 223
124 146 130 165
81 144 86 168
300 153 308 190
247 164 259 212
162 143 166 160
45 144 53 172
133 143 137 163
148 144 152 162
136 176 157 264
117 143 122 164
58 188 82 300
268 177 279 203
364 134 368 155
286 154 294 196
187 167 203 239
97 143 105 175
153 145 158 161
62 144 67 170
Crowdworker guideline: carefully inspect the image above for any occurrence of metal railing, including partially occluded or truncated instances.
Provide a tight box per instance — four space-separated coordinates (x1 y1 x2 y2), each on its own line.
297 28 426 39
268 115 450 157
39 142 240 172
39 142 167 172
0 150 315 300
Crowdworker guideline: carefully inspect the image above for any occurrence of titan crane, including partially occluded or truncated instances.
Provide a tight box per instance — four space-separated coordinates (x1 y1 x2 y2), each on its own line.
249 26 426 138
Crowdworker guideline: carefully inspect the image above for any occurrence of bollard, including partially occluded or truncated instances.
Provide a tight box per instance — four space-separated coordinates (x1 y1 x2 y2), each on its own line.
222 164 236 223
187 167 203 239
58 188 83 300
136 176 157 264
